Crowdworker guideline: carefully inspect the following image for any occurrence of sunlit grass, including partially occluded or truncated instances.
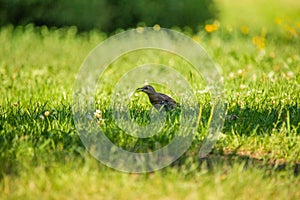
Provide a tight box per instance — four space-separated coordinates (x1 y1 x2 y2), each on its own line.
1 161 299 199
0 3 300 197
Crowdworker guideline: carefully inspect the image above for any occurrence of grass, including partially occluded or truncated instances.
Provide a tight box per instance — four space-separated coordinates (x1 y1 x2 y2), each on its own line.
1 161 300 199
1 2 300 199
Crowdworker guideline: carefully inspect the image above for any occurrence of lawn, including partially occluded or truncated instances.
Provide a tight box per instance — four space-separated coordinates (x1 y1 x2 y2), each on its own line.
0 1 300 199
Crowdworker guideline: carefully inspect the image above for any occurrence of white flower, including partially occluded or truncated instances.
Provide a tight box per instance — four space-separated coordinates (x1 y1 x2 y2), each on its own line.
94 110 102 119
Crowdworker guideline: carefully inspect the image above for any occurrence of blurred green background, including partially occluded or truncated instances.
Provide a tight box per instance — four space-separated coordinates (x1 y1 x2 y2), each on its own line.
0 0 218 32
1 0 299 32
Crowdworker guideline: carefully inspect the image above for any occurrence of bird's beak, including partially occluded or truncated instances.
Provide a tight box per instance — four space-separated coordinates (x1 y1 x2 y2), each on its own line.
137 88 144 92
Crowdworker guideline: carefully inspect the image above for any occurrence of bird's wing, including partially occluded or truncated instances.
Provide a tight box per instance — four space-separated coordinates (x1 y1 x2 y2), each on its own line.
158 93 177 105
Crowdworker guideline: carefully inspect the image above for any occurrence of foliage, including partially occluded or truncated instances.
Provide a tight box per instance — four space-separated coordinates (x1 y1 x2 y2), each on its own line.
0 0 218 32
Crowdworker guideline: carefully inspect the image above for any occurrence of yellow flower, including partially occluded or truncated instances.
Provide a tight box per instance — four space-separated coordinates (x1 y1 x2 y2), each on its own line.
252 28 267 50
285 25 298 38
252 36 266 50
205 23 219 33
240 26 249 35
275 18 282 25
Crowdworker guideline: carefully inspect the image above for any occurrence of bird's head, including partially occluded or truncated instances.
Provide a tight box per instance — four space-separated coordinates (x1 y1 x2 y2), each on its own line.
137 85 156 95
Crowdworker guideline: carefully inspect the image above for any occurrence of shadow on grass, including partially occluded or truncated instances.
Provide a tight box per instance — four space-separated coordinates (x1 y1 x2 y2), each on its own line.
0 102 299 179
171 150 300 177
224 104 300 135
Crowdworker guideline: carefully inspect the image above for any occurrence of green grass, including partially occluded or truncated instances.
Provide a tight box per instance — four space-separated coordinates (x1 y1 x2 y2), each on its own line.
1 3 300 199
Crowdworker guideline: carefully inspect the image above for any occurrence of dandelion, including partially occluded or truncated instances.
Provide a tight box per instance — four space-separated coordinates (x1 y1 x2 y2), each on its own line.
240 26 249 35
205 21 219 33
44 111 50 117
275 18 282 25
229 72 235 79
205 24 218 32
252 28 267 50
252 36 266 50
285 25 297 38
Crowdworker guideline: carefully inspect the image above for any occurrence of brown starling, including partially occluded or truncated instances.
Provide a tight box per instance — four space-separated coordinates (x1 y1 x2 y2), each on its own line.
137 85 179 111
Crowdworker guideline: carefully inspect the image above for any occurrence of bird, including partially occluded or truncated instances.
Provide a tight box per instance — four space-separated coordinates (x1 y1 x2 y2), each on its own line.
137 85 179 111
